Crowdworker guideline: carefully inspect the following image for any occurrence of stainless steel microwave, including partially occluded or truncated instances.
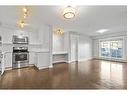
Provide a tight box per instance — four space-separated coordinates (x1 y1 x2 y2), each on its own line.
12 35 29 44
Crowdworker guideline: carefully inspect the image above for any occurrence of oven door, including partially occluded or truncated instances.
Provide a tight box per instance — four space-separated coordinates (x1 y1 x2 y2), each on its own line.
13 52 29 63
13 52 29 68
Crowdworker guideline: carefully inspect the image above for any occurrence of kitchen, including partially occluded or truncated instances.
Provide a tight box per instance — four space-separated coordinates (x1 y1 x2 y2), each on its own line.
0 23 53 74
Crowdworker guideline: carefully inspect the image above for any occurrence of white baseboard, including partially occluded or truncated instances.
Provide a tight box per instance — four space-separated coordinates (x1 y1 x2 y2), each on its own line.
53 60 68 63
68 60 78 63
37 65 53 70
49 65 53 68
78 58 92 62
5 67 12 71
68 58 92 63
37 66 49 70
28 64 35 67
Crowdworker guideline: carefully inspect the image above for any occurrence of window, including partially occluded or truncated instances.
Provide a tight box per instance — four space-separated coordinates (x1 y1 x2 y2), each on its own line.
101 41 110 57
100 38 123 59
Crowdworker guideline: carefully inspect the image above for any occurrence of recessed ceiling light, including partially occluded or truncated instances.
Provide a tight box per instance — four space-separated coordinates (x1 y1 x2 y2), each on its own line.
96 29 109 33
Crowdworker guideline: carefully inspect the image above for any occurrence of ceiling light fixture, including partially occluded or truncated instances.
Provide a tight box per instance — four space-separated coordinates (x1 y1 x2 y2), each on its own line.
18 20 25 28
17 6 30 29
96 29 109 33
63 6 75 19
23 6 28 13
22 6 28 19
54 28 64 35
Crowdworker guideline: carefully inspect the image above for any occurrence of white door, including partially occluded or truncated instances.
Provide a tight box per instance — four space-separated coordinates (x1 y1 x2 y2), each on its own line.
70 35 78 62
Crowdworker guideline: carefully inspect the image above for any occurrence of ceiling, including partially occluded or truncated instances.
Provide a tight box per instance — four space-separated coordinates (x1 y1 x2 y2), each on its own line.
0 6 127 36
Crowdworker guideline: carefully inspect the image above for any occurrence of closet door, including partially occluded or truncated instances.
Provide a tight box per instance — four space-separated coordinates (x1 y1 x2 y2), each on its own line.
70 35 78 62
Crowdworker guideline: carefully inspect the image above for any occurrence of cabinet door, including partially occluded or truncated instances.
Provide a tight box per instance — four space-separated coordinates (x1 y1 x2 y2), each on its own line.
4 52 12 68
29 52 37 66
29 31 39 44
1 28 13 44
37 52 50 69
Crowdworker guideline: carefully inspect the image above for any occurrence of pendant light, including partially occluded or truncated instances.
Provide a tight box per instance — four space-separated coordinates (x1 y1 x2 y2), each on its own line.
17 6 29 28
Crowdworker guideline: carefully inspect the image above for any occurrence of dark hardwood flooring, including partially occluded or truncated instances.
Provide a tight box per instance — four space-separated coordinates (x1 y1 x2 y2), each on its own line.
0 59 127 89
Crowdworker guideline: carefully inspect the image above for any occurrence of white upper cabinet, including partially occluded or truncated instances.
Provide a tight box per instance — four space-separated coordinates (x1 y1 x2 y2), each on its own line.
29 30 39 45
0 28 14 44
38 25 51 48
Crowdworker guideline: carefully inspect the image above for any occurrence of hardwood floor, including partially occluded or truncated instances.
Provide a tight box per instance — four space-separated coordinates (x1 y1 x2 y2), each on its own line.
0 59 127 89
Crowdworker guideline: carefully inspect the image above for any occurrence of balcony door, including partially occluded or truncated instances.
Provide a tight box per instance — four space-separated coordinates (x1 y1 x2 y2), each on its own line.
100 38 123 59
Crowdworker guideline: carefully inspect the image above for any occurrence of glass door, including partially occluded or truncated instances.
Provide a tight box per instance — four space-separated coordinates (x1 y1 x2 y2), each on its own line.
100 38 123 59
100 41 110 58
110 40 122 59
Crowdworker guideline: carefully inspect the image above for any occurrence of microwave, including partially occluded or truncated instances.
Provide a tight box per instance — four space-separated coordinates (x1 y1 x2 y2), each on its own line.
12 35 29 44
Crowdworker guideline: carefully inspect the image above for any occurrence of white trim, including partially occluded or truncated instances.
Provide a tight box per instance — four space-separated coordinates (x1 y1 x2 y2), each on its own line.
38 65 53 70
78 58 92 62
48 25 53 69
53 51 68 55
68 60 78 63
48 65 53 68
53 60 68 63
99 36 123 41
68 58 93 63
37 66 48 70
99 36 124 60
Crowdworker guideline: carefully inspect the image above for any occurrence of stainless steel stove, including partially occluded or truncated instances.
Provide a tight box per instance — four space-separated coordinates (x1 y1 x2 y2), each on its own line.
12 47 29 69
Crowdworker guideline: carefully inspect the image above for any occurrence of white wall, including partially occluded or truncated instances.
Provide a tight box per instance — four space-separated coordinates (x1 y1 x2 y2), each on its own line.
52 31 93 63
78 35 92 61
69 32 92 62
53 33 65 52
92 39 99 58
52 32 68 63
92 31 127 61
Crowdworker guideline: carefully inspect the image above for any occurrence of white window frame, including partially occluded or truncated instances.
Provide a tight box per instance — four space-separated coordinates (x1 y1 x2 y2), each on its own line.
99 36 125 60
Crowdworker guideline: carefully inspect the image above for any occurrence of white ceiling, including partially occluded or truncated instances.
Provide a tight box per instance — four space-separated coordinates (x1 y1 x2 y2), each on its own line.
0 6 127 36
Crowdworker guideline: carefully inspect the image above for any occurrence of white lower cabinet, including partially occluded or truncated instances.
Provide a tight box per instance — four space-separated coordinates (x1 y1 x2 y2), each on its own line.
29 52 50 69
29 52 37 66
3 52 50 70
4 52 12 69
36 52 50 69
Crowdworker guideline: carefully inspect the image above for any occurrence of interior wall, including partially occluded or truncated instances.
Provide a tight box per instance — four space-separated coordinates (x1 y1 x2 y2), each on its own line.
92 39 99 58
53 33 65 52
78 35 92 61
69 32 92 62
